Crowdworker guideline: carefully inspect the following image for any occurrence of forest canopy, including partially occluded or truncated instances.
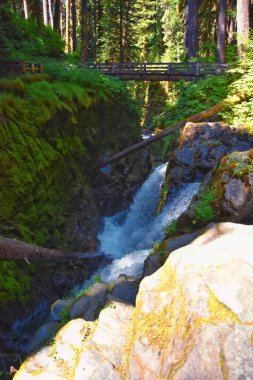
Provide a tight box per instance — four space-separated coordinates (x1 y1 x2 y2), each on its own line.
0 0 252 65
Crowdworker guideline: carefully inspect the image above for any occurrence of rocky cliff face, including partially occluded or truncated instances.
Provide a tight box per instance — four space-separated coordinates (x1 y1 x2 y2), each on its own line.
14 222 253 380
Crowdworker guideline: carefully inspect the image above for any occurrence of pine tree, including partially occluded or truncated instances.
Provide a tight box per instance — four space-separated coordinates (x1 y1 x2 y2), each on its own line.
161 0 184 62
184 0 199 59
217 0 226 63
81 0 89 62
99 0 137 62
237 0 250 58
134 0 163 61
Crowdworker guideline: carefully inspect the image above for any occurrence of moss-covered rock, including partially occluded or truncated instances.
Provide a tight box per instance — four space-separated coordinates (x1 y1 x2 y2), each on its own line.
163 121 253 199
175 149 253 235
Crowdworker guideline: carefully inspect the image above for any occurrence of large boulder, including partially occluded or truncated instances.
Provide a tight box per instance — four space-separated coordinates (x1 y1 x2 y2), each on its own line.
14 223 253 379
176 149 253 234
124 222 253 379
165 122 253 189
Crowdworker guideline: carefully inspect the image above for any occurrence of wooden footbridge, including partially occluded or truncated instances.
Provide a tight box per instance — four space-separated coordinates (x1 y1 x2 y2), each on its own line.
86 62 228 81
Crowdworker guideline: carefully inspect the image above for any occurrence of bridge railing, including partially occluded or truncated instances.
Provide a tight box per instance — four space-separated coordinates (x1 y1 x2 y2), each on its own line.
10 61 43 74
85 62 228 76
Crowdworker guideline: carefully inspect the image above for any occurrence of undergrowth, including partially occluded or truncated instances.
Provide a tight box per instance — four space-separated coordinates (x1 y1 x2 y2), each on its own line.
193 187 216 224
0 70 139 309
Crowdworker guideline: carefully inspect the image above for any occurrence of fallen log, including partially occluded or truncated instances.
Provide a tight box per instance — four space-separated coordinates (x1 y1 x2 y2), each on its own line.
0 236 103 261
97 92 249 168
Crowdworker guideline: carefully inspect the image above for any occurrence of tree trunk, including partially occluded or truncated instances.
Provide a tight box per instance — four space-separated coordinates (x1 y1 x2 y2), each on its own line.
65 0 70 52
48 0 54 28
97 92 251 169
23 0 29 19
81 0 89 63
119 0 124 62
237 0 250 58
92 0 97 61
53 0 61 33
227 0 235 43
184 0 199 59
217 0 226 63
42 0 48 24
34 0 42 30
97 0 103 56
72 0 77 52
0 236 103 262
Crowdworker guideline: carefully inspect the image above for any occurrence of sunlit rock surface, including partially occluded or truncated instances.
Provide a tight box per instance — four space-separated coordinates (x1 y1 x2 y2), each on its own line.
15 223 253 380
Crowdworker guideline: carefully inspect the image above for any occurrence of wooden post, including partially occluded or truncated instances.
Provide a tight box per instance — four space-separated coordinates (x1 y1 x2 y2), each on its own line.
31 63 35 73
21 61 26 74
168 63 171 74
38 63 43 73
196 62 200 75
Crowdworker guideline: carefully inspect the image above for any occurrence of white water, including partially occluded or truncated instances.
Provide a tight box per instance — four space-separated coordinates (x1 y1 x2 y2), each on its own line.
86 163 200 285
12 163 199 337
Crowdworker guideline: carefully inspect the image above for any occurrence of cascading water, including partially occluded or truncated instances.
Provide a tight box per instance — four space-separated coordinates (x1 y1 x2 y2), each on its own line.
82 163 200 286
11 163 199 353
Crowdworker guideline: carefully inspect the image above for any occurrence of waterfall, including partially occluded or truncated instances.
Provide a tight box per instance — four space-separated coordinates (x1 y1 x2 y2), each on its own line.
12 163 199 339
87 163 200 285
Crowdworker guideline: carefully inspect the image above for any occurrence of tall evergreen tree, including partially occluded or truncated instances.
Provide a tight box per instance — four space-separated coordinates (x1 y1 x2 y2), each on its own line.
237 0 250 58
99 0 137 62
72 0 77 51
161 0 184 62
23 0 28 19
217 0 226 63
135 0 161 61
53 0 61 33
184 0 199 59
81 0 89 62
42 0 48 25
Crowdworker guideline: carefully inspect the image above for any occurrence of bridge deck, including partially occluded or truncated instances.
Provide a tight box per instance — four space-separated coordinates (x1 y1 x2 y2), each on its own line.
85 62 228 81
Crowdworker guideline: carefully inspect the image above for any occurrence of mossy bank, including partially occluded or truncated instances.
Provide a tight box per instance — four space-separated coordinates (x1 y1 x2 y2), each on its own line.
0 69 147 327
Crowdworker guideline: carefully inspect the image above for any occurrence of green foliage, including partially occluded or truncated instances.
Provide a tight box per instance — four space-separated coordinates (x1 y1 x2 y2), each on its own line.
0 78 24 96
0 5 64 64
60 308 71 324
162 133 177 157
161 0 184 62
220 62 253 131
150 239 167 256
0 261 35 307
151 73 233 129
93 275 103 283
164 220 177 238
194 187 216 224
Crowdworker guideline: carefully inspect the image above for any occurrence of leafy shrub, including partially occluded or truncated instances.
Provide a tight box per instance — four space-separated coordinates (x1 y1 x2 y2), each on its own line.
0 78 24 96
60 308 71 323
164 220 177 238
150 73 233 130
194 187 216 223
0 5 64 64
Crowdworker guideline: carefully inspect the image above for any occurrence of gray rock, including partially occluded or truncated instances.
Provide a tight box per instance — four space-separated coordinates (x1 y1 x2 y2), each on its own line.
175 147 195 167
28 322 60 352
143 253 163 277
225 178 249 210
70 283 107 321
86 282 107 304
50 299 73 322
109 274 139 305
70 295 98 320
